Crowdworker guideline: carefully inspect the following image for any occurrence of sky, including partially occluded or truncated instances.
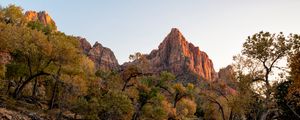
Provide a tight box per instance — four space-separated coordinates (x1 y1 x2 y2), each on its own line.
1 0 300 71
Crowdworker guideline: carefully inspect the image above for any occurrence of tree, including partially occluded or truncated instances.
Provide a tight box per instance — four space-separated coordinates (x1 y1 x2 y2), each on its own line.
129 52 142 62
236 31 292 119
0 6 4 23
287 53 300 101
275 81 300 119
172 83 190 108
46 32 86 109
284 34 300 118
169 83 196 119
130 72 174 120
132 83 160 120
27 21 55 35
100 91 134 120
199 82 229 120
0 24 53 98
70 96 89 119
121 65 141 91
0 64 4 79
176 98 197 119
287 34 300 106
1 5 26 26
200 67 254 120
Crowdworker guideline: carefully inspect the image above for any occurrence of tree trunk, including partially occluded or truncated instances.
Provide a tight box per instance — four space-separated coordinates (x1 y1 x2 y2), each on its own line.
132 99 148 120
32 78 38 97
258 109 268 120
122 80 129 91
173 93 179 108
74 113 77 119
229 109 233 120
220 106 226 120
13 71 49 98
286 103 300 118
6 80 13 95
49 78 59 109
132 112 138 120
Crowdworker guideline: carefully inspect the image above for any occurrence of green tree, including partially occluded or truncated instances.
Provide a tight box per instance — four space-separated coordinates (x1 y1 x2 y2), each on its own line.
0 6 4 22
130 72 174 120
85 91 134 120
0 24 53 98
27 21 55 35
275 81 300 119
236 31 292 119
46 32 86 109
138 72 176 119
200 82 228 120
284 35 300 118
168 83 197 119
2 5 26 26
140 94 170 120
287 34 300 106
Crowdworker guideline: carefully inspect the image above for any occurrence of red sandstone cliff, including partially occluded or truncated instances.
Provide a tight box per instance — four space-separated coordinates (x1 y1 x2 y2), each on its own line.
123 28 216 81
25 11 57 30
145 28 216 81
88 42 119 70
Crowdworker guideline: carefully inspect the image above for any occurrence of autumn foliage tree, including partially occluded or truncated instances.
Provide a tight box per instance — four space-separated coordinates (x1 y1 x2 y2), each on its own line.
284 34 300 118
232 31 297 119
0 5 92 115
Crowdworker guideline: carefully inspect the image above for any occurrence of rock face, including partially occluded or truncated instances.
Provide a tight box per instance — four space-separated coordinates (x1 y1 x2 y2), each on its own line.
0 51 11 65
145 28 216 81
25 11 57 30
0 108 31 120
0 51 11 77
24 10 118 70
77 37 119 70
78 37 92 54
218 65 235 82
88 42 119 70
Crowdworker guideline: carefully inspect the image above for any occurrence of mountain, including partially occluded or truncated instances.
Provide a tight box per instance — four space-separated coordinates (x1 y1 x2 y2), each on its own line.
24 11 215 80
78 37 119 70
24 11 215 79
25 11 57 30
124 28 216 82
24 10 119 71
147 28 216 81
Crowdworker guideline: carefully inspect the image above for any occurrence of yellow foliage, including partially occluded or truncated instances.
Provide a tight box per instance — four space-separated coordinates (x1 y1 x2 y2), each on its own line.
173 83 186 94
176 98 197 118
125 87 139 102
161 100 175 118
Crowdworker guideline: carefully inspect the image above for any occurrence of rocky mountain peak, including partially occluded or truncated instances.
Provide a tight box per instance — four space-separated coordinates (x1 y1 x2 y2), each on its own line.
77 37 119 71
93 41 103 47
159 28 185 47
145 28 216 82
169 28 183 38
157 28 195 57
88 42 119 70
25 10 57 30
77 37 92 54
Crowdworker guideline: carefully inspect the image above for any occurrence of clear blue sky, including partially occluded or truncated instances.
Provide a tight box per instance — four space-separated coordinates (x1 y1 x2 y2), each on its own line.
1 1 300 71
